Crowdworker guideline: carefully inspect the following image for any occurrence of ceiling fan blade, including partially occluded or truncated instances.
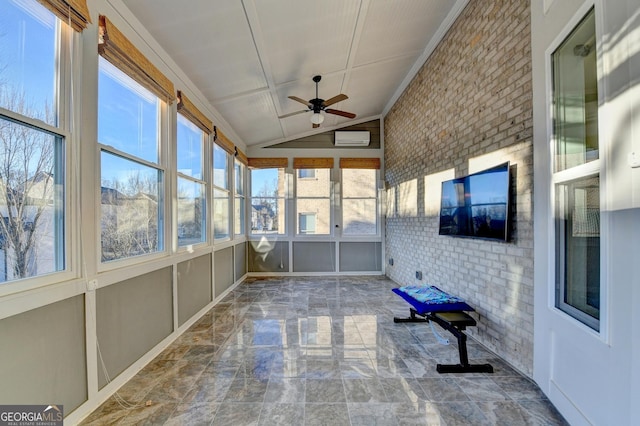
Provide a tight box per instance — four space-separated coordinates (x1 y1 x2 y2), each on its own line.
278 109 308 119
325 108 356 119
312 123 320 129
322 94 348 107
288 96 311 107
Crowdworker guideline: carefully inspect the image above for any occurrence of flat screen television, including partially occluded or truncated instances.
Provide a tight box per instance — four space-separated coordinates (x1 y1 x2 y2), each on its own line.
438 162 510 241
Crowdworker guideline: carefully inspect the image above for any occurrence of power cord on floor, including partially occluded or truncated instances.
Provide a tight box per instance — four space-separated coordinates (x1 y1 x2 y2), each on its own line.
99 342 141 409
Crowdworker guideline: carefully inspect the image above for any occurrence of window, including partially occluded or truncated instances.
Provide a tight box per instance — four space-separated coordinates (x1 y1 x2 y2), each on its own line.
1 0 57 125
176 114 206 246
98 58 165 262
213 143 230 240
0 0 69 283
250 168 286 235
555 176 600 325
299 213 316 234
552 8 600 330
298 169 316 179
234 159 245 236
342 168 378 235
98 14 174 263
296 168 331 235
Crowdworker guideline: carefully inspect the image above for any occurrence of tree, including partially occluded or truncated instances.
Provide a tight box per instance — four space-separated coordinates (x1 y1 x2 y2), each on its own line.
253 177 279 232
100 171 160 261
0 86 58 281
176 181 203 244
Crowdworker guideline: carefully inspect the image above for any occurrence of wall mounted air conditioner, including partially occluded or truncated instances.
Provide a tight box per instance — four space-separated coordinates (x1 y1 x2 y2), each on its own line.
334 131 370 147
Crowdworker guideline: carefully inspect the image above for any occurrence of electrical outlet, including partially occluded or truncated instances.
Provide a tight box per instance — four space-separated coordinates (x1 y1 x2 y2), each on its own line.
415 271 422 280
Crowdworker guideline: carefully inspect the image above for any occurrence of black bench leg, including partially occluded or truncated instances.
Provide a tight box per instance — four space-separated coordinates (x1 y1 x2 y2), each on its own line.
436 328 493 374
394 308 428 323
392 308 493 373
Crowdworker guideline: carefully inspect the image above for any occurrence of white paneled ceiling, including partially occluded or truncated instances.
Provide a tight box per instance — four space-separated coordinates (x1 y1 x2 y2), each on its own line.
121 0 467 147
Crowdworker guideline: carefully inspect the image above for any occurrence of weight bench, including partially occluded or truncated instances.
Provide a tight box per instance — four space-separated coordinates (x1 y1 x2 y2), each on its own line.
392 285 493 374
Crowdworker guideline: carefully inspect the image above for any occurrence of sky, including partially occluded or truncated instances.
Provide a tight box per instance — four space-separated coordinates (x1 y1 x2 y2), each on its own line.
251 168 280 198
0 0 56 124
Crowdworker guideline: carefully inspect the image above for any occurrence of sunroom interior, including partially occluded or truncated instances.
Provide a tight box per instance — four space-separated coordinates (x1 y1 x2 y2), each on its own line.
0 0 638 425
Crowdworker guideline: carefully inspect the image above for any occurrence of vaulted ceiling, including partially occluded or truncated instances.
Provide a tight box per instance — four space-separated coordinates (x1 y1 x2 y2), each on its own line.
119 0 467 148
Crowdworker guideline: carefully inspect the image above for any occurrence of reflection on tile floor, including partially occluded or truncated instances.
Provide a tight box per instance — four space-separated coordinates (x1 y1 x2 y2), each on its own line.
81 276 568 425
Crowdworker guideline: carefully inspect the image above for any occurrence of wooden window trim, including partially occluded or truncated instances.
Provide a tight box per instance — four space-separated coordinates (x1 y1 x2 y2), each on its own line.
36 0 91 32
98 15 175 104
339 158 381 169
235 147 248 165
214 127 235 155
177 91 213 134
293 158 334 169
247 158 288 169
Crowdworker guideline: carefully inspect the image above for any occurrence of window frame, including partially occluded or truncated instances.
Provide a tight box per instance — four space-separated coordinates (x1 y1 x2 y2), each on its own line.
212 142 231 242
294 167 332 237
249 166 288 237
234 158 246 238
97 57 169 268
340 168 380 237
553 169 601 330
546 3 606 334
0 0 78 295
298 169 316 179
298 212 317 235
176 113 208 249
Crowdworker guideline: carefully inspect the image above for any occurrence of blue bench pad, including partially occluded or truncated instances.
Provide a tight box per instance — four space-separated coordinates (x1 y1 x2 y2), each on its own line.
392 285 474 315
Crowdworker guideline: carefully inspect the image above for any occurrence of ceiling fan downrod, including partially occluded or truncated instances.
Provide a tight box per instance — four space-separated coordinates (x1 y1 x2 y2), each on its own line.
312 75 322 113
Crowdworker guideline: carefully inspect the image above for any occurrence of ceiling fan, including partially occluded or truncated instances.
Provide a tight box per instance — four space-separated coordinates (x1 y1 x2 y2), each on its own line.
278 75 356 128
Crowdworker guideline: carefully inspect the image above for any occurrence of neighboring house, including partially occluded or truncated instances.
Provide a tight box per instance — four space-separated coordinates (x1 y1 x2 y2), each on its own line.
295 168 331 234
0 172 56 282
251 203 275 231
100 186 159 261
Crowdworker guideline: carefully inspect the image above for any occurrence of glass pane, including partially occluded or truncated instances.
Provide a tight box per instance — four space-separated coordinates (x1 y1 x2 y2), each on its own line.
298 169 316 179
177 177 205 246
234 196 245 235
213 144 229 189
250 197 284 235
98 58 160 164
177 114 203 179
343 169 377 198
213 188 229 239
555 175 600 329
296 199 330 235
235 160 244 196
250 168 286 235
299 213 316 234
297 168 330 197
0 117 64 282
552 9 598 172
101 151 163 261
343 199 377 235
0 0 57 125
251 168 286 198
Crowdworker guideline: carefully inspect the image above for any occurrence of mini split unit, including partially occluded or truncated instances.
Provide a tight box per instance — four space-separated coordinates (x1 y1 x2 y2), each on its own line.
334 131 370 147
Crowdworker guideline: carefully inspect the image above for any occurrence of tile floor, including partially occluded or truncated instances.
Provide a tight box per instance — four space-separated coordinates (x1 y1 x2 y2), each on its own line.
81 276 568 425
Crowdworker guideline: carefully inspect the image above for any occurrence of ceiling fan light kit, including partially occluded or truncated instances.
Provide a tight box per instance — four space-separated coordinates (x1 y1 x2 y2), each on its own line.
278 75 356 128
310 112 325 125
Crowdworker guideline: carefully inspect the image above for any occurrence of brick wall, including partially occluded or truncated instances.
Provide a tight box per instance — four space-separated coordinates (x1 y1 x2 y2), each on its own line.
384 0 534 375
